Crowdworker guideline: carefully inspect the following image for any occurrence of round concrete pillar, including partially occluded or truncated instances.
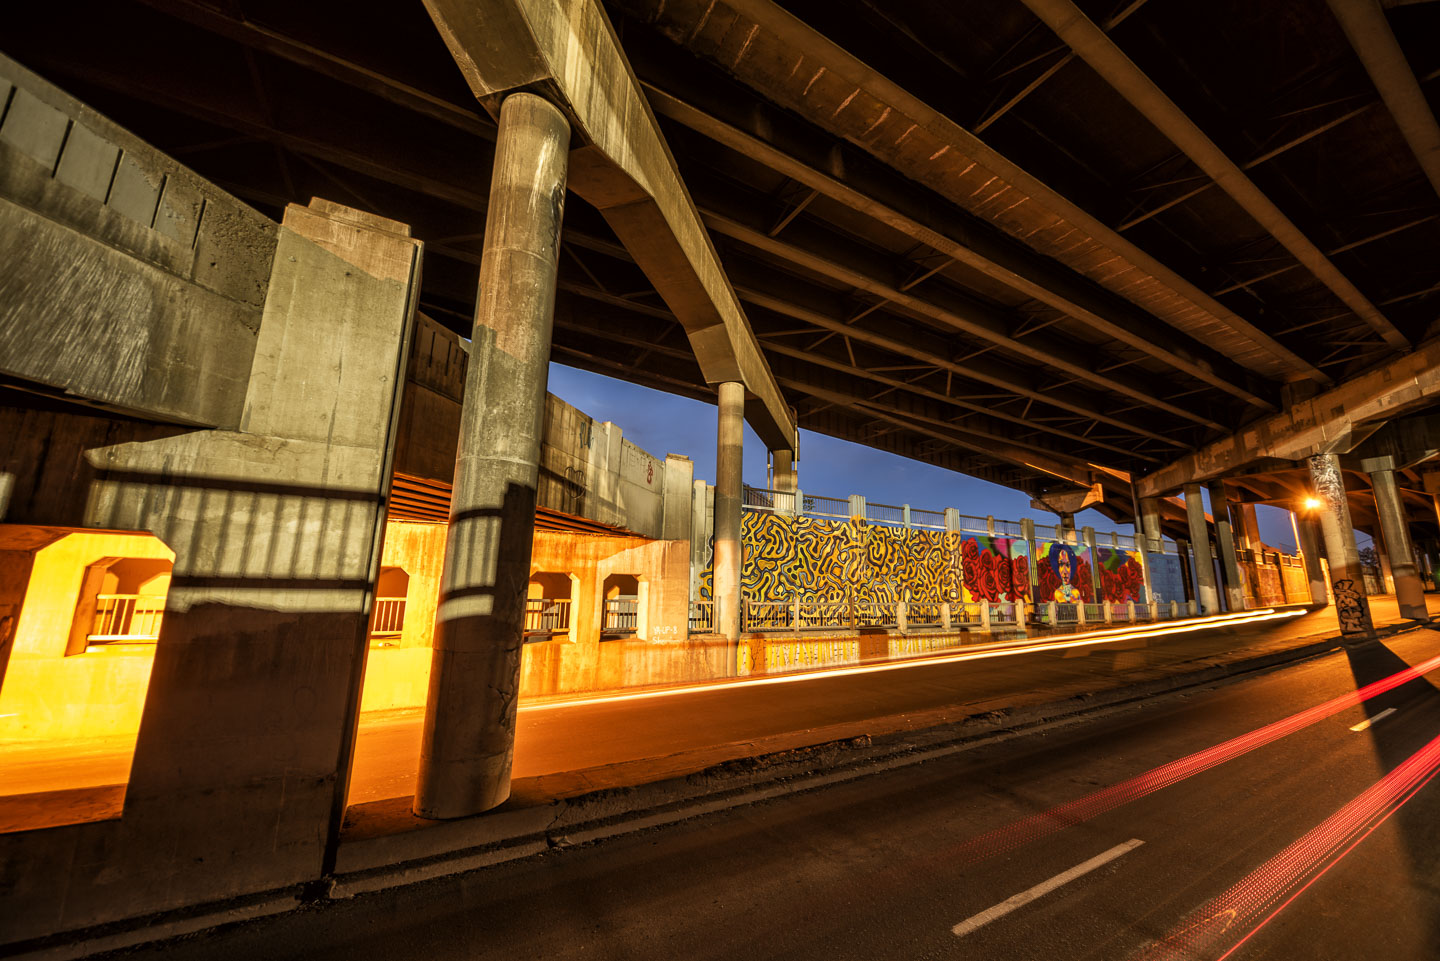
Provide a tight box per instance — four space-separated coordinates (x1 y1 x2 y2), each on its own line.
1369 466 1429 620
771 447 797 494
414 92 571 819
1183 483 1221 614
1306 453 1374 635
714 382 745 645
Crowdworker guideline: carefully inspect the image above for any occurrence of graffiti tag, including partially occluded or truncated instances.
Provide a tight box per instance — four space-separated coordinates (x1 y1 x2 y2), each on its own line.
1332 578 1370 635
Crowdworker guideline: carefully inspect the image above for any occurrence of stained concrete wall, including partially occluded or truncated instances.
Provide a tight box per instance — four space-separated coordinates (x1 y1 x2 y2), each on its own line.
0 190 420 944
395 312 695 541
357 526 704 709
0 55 275 428
0 531 173 741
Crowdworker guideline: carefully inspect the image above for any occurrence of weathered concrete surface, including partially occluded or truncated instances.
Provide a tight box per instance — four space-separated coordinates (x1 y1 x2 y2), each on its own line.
1184 484 1221 614
419 0 797 453
713 382 744 642
1367 461 1429 621
0 55 275 428
1139 339 1440 497
1309 453 1374 634
416 93 569 821
393 312 693 541
0 197 420 945
1207 482 1246 613
612 0 1320 386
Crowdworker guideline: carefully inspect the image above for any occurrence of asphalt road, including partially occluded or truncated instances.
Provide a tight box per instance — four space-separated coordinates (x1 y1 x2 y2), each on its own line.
115 626 1440 961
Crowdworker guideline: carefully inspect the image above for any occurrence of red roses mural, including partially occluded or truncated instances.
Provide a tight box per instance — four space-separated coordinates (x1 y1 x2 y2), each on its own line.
960 536 1030 603
1098 556 1146 604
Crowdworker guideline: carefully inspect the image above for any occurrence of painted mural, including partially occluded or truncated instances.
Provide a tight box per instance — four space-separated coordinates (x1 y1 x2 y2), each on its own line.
1036 540 1094 604
959 535 1030 604
700 512 964 605
1094 546 1148 604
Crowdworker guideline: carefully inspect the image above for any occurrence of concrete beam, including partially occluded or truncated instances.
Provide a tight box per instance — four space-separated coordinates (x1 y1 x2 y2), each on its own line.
1019 0 1407 352
1138 338 1440 497
1325 0 1440 201
421 0 796 454
635 79 1278 412
614 0 1327 384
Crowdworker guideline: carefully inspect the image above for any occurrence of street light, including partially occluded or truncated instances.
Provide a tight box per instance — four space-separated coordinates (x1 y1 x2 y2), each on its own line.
1304 497 1322 512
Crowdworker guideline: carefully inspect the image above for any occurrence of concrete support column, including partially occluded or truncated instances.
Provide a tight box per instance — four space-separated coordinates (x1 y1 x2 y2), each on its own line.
1235 503 1261 552
1307 453 1374 635
1183 483 1220 614
1138 497 1163 552
1295 511 1329 606
1207 481 1246 612
415 93 570 819
714 380 745 644
771 447 797 494
1367 462 1429 620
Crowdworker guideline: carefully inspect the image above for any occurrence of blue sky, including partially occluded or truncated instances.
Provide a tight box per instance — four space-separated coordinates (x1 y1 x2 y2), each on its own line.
546 363 1311 551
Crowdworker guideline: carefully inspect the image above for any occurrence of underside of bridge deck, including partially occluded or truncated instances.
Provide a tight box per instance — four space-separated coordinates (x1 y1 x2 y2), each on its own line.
7 0 1437 527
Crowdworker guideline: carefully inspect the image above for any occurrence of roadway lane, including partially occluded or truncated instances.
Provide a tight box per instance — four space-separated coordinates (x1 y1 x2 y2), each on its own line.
115 627 1440 961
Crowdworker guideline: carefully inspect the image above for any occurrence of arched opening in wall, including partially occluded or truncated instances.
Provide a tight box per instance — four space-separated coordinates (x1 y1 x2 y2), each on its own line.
526 572 574 641
602 573 641 637
0 525 175 833
370 567 410 647
69 556 173 654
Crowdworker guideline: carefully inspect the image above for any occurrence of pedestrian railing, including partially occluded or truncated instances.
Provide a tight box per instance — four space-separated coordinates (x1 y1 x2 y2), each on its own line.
689 600 715 633
524 597 571 638
370 596 407 637
602 597 638 633
89 594 166 643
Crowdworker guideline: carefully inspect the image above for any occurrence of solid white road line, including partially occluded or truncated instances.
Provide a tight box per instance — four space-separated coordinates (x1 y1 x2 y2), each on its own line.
951 838 1145 938
1349 707 1398 732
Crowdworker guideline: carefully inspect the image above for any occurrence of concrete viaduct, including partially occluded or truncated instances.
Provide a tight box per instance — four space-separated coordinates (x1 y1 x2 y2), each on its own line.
1 0 1439 947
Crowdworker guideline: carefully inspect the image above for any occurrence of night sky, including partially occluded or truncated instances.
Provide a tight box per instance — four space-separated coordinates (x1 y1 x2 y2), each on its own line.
546 363 1317 552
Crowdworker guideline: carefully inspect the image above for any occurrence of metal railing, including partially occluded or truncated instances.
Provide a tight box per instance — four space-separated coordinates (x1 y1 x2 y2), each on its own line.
89 594 165 642
909 508 947 531
370 596 407 637
603 597 639 633
866 502 906 526
524 597 572 637
994 518 1025 538
799 601 850 630
743 600 793 632
804 494 851 519
905 601 945 628
689 600 715 633
955 514 990 533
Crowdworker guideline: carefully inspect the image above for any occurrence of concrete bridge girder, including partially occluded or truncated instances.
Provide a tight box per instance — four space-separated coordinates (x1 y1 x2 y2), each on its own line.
1138 339 1440 499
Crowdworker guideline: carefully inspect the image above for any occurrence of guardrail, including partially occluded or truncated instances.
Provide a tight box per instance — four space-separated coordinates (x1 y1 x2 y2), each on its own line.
88 593 166 642
689 600 715 633
603 597 639 633
370 596 407 637
524 597 572 638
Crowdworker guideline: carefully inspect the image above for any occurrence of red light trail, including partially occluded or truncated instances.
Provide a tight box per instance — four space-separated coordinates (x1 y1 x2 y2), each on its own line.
1138 727 1440 960
943 649 1440 868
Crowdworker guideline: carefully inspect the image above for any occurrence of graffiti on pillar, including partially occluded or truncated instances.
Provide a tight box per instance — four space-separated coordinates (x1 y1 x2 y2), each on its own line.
959 536 1030 604
1308 454 1345 507
1332 578 1369 634
1037 541 1094 604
